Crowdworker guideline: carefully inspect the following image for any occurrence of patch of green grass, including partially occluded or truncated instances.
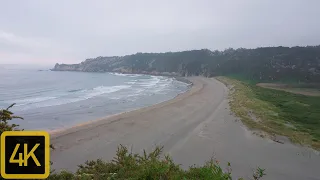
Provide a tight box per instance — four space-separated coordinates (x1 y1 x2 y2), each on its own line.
217 76 320 150
225 74 259 84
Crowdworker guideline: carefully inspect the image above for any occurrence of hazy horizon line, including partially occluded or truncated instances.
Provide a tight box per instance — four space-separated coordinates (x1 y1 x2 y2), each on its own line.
2 44 319 66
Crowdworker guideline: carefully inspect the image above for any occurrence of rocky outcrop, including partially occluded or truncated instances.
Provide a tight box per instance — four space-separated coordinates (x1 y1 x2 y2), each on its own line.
53 63 81 71
52 57 182 76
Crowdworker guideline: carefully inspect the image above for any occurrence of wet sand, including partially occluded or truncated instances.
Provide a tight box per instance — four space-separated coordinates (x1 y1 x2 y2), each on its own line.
51 77 320 180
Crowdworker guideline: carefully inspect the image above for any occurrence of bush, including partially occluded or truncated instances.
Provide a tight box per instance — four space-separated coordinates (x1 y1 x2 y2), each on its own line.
0 103 23 135
48 145 265 180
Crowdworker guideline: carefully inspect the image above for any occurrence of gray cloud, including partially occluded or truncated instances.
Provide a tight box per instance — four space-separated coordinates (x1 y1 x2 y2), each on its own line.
0 0 320 64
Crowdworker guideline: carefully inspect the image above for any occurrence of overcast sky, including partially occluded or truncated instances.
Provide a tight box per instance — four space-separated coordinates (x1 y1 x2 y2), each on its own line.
0 0 319 65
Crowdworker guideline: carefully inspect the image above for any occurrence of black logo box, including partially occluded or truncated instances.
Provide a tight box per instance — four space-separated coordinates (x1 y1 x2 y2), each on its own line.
4 135 46 175
1 131 50 179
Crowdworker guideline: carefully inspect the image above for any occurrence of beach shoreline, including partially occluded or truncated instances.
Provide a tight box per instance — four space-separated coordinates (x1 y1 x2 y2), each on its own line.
50 76 195 138
51 77 320 180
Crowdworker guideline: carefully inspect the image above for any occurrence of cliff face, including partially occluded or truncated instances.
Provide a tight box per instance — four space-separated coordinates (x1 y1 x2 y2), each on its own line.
53 63 81 71
52 46 320 83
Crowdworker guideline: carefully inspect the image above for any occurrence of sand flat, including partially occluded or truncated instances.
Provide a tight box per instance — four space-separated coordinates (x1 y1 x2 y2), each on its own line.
51 77 320 180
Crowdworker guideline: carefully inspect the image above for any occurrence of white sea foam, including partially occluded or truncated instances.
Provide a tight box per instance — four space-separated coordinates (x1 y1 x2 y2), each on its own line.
110 73 128 77
111 77 174 99
15 85 131 110
126 80 138 85
83 85 131 99
109 73 142 78
127 74 143 77
138 76 161 88
13 96 57 106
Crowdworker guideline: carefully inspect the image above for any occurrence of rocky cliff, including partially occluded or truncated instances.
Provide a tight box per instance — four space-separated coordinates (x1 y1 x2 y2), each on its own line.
52 46 320 83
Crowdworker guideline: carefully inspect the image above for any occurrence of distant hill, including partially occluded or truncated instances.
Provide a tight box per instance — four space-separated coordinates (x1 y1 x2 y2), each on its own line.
52 46 320 83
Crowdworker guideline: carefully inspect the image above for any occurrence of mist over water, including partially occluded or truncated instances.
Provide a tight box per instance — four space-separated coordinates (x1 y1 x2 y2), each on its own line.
0 66 189 131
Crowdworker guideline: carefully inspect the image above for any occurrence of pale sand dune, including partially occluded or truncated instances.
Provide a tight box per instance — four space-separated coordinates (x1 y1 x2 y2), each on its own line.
51 77 320 180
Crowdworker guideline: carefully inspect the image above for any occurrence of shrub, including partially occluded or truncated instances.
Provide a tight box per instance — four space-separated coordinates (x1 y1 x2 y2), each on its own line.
0 103 23 135
48 145 265 180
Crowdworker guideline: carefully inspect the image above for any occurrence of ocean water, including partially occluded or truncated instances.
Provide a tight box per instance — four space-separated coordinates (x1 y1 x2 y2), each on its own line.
0 65 189 131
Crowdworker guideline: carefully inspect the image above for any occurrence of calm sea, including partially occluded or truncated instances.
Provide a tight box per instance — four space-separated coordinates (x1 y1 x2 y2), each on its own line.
0 65 189 131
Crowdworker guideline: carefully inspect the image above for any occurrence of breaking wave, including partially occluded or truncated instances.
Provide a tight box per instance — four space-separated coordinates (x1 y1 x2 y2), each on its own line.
12 85 131 110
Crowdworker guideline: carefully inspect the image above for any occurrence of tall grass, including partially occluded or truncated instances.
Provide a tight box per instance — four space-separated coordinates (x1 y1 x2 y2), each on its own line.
217 76 320 150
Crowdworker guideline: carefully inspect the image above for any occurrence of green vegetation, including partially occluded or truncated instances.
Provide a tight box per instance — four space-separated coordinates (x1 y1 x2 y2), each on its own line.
256 83 320 97
0 103 23 135
54 46 320 83
48 145 265 180
217 77 320 150
48 145 266 180
0 104 265 180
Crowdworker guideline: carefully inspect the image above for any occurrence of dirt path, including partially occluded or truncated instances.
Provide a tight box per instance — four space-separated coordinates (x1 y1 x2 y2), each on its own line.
51 77 320 180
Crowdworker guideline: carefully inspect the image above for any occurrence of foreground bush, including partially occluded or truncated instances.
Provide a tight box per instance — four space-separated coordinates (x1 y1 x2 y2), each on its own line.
0 103 23 134
48 145 265 180
1 104 265 180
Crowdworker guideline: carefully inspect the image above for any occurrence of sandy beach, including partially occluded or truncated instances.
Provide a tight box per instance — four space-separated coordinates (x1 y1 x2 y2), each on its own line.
51 77 320 180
